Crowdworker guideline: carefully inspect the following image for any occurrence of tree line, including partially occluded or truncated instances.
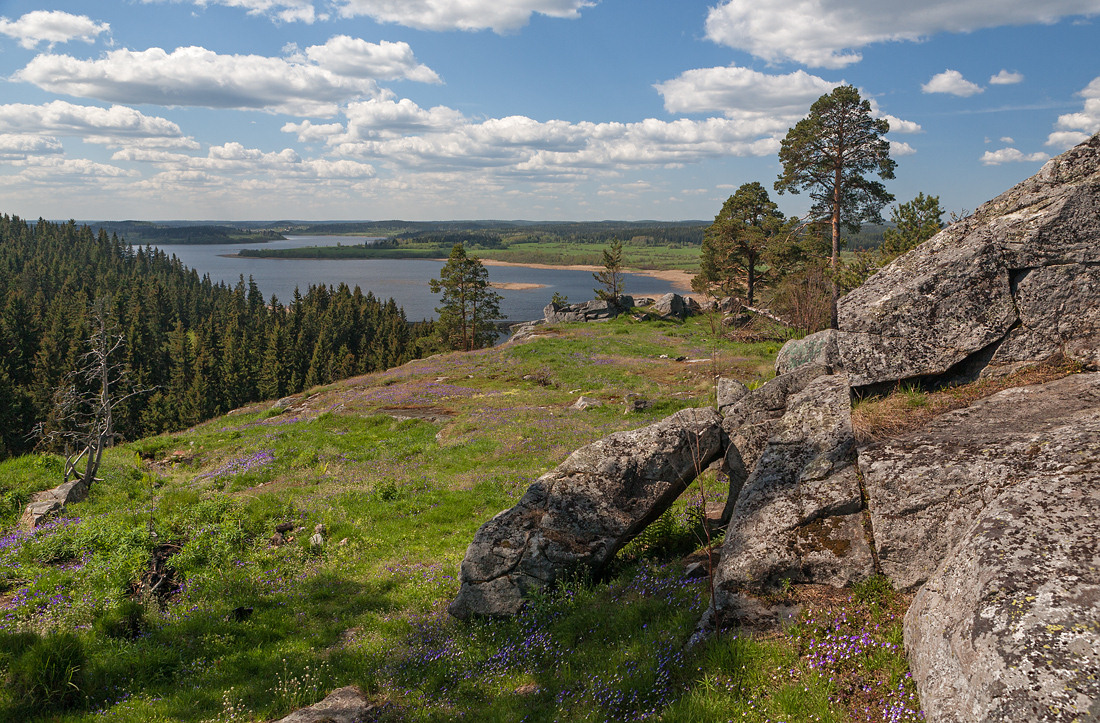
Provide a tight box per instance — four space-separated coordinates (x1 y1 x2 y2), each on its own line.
0 215 434 460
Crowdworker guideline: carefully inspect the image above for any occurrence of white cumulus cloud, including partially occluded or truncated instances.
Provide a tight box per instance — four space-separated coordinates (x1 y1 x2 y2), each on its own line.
0 10 109 49
306 98 783 174
989 69 1024 85
12 41 437 116
654 66 839 124
888 140 917 156
881 115 923 134
922 70 984 97
0 134 64 160
139 0 323 24
980 147 1050 165
335 0 594 32
1046 76 1100 148
705 0 1100 68
301 37 441 83
0 100 194 148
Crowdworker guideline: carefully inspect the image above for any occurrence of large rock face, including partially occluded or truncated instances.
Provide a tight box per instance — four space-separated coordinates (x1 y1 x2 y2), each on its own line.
822 133 1100 387
713 373 874 611
892 373 1100 722
860 372 1100 592
449 408 724 618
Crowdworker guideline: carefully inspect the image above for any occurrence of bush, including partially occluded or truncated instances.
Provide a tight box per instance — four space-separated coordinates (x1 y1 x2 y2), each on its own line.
9 632 86 711
94 600 145 640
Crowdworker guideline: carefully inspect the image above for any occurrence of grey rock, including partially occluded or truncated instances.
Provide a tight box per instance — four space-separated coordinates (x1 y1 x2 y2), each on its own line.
713 374 873 612
449 408 725 618
652 293 690 320
836 133 1100 387
309 532 324 548
860 372 1100 592
715 378 748 414
19 499 63 530
901 379 1100 721
775 330 842 376
269 532 286 547
544 296 633 324
273 685 374 723
20 478 90 530
623 393 651 413
571 396 603 410
507 319 545 344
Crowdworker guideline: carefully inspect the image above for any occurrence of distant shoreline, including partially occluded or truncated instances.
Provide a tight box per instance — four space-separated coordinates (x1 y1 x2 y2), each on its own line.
480 259 695 293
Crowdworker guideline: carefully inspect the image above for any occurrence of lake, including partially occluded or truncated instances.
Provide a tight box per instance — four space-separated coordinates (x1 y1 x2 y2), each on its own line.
138 236 684 322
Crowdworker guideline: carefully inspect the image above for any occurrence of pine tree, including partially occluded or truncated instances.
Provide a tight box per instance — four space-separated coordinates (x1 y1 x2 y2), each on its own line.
593 239 625 301
429 243 504 351
775 85 895 328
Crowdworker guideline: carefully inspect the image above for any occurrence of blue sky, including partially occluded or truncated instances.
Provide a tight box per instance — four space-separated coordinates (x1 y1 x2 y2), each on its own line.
0 0 1097 221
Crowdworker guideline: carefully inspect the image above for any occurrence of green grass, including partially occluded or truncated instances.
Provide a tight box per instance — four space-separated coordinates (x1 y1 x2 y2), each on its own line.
0 321 920 722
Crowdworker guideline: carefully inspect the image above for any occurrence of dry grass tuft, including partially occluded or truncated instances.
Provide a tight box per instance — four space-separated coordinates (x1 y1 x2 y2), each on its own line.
852 356 1081 444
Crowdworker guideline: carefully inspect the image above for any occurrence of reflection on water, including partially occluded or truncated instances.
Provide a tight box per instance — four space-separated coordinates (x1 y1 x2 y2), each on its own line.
140 236 682 322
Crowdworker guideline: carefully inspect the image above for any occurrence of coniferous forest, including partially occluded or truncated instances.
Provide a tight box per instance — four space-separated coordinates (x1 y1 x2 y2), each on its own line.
0 215 435 460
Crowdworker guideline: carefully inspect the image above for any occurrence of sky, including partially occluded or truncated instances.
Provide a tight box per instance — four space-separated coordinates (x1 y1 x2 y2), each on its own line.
0 0 1098 222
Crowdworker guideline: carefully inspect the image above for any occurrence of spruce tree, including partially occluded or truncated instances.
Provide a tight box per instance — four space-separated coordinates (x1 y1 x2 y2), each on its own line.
429 243 504 351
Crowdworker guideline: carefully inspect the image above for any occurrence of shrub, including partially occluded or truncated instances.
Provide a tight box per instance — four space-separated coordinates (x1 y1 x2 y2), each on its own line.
9 632 86 711
94 600 145 640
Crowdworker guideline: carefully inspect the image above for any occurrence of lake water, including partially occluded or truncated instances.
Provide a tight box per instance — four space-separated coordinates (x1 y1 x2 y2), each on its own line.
139 236 684 323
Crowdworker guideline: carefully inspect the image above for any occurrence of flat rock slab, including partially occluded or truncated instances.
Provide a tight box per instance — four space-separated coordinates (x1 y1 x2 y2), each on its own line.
449 407 724 618
860 372 1100 592
272 686 374 723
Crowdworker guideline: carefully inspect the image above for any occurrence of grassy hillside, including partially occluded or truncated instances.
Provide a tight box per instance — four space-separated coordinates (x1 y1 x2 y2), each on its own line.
0 316 920 722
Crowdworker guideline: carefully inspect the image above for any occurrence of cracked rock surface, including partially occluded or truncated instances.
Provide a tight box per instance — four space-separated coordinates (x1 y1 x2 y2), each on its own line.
828 133 1100 387
894 373 1100 723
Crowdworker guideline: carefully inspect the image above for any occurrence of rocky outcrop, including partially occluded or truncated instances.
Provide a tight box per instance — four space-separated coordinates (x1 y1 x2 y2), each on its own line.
888 373 1100 722
859 372 1100 592
781 134 1100 388
713 373 873 607
774 329 841 376
543 296 634 324
651 293 696 320
449 408 724 618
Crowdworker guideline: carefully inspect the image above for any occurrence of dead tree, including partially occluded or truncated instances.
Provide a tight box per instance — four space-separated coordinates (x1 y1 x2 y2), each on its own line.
35 299 147 487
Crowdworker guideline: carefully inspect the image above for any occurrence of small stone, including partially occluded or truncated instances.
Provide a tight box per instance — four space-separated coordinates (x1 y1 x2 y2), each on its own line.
275 522 294 533
309 533 324 548
571 396 603 411
314 523 326 535
338 538 349 546
269 532 286 547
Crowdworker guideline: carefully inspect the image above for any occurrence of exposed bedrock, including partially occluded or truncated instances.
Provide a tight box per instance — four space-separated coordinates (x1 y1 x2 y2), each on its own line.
712 372 874 619
449 407 724 619
882 373 1100 723
859 373 1100 592
780 133 1100 387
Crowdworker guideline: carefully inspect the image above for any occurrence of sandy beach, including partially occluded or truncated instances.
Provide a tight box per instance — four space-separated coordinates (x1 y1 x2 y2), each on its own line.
480 258 695 293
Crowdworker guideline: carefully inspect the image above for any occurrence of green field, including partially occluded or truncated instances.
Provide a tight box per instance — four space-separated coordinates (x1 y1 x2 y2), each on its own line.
0 317 920 722
238 238 703 271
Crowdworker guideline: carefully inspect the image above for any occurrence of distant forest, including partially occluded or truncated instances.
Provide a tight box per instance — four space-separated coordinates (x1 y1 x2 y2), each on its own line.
89 221 284 245
0 216 434 460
